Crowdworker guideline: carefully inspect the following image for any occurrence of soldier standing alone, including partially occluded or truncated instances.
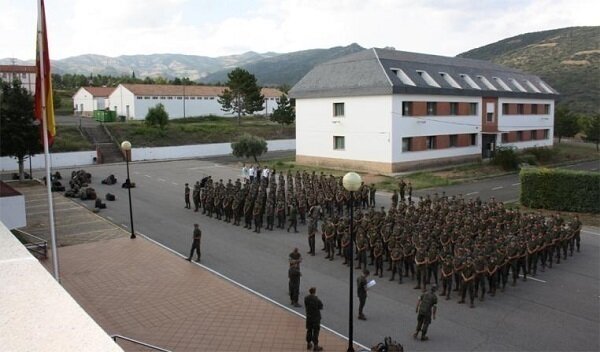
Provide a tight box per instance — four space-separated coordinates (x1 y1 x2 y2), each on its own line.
288 263 302 307
187 224 202 262
304 287 323 351
414 285 438 341
184 183 191 209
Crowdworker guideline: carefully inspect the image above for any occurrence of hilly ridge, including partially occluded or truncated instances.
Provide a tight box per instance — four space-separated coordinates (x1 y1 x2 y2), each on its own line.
459 26 600 114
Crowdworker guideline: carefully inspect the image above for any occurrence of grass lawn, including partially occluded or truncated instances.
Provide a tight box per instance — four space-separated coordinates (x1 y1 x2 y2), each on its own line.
105 116 295 147
51 125 93 152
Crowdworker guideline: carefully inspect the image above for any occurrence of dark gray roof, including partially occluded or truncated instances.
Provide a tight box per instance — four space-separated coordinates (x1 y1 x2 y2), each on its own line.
290 48 558 99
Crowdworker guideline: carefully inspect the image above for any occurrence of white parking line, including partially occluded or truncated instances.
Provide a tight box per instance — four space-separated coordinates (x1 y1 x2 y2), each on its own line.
122 223 128 228
158 178 166 182
144 175 151 178
512 183 521 186
582 230 600 236
466 191 479 196
492 186 503 190
106 216 113 221
520 274 546 283
172 182 179 186
134 171 140 174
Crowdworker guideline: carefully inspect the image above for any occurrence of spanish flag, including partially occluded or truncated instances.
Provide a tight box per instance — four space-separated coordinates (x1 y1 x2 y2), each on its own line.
35 0 55 147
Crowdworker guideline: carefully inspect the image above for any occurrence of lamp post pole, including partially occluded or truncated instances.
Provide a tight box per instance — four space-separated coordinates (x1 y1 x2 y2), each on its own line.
343 172 362 352
121 141 135 239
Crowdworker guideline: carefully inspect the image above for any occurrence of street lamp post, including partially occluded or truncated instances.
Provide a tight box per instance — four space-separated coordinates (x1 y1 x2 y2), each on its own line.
121 141 135 239
342 171 362 352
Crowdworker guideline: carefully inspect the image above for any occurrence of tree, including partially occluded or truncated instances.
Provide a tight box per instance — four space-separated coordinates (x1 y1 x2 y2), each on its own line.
582 114 600 151
52 90 61 109
270 94 295 125
231 134 268 164
145 103 169 130
0 81 43 180
554 106 580 142
218 68 264 125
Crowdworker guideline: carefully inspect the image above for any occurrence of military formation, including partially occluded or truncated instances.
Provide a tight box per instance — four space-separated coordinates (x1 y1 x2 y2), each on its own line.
186 169 583 309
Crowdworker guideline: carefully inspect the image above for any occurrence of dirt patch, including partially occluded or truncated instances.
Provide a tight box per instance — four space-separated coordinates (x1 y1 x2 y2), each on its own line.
561 60 591 65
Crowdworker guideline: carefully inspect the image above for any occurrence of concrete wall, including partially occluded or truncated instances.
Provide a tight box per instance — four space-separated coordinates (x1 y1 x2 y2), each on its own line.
0 222 124 352
0 194 26 229
0 140 295 171
296 95 393 163
0 151 97 172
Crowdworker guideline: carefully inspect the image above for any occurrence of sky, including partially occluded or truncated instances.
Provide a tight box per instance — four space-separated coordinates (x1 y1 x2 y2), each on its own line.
0 0 598 60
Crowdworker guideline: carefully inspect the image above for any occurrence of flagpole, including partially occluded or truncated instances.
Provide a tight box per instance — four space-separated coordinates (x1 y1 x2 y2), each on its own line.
38 0 60 282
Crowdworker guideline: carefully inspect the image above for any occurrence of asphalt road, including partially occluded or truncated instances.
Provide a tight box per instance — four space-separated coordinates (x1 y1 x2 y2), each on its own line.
44 159 599 351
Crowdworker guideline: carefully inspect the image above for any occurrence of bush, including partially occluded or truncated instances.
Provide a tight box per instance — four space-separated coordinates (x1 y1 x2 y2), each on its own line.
523 147 557 163
145 103 169 129
492 146 519 171
519 154 537 166
520 168 600 213
231 133 268 163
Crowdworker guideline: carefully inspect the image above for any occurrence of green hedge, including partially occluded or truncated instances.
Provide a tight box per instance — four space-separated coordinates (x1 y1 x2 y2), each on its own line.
520 168 600 213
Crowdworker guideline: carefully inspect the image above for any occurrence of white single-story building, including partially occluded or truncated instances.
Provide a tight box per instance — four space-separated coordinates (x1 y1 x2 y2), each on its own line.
107 84 282 119
290 48 558 173
72 86 115 116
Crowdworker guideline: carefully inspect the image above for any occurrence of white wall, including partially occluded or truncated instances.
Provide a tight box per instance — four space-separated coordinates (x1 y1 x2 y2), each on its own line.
73 88 95 114
133 96 223 119
132 139 295 161
296 95 393 163
0 151 97 172
107 85 135 119
0 222 124 352
392 94 481 162
0 140 295 171
0 194 26 229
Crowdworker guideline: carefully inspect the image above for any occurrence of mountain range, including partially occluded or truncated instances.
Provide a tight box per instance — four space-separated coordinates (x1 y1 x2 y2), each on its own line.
2 26 597 114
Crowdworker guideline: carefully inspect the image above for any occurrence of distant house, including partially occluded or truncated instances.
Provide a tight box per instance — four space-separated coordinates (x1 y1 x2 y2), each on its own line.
72 86 116 116
106 84 282 119
290 48 558 173
0 65 36 94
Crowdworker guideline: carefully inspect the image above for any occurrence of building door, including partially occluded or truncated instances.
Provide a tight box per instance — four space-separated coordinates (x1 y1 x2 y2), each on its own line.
79 104 83 113
482 133 497 159
126 105 130 118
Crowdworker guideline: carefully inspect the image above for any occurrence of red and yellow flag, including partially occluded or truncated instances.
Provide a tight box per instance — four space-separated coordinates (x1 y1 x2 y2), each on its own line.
34 0 55 147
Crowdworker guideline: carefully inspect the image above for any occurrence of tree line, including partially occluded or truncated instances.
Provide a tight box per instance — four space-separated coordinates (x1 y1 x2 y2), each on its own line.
554 105 600 150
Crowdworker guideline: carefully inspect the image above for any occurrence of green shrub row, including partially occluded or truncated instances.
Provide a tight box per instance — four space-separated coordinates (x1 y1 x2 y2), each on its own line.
520 168 600 213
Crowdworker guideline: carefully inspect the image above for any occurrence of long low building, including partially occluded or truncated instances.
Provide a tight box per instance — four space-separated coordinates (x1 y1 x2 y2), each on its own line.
290 48 557 173
105 84 282 119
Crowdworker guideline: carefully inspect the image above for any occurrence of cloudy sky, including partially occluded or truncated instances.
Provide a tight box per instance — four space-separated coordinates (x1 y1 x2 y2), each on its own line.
1 0 598 60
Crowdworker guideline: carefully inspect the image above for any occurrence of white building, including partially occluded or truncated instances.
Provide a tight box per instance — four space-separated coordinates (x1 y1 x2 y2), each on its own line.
107 84 282 119
290 48 558 173
72 86 115 116
0 65 36 94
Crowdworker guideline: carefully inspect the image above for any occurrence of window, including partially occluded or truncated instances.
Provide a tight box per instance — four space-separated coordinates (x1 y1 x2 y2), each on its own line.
470 134 477 146
502 103 509 114
493 77 512 91
333 103 345 117
477 75 497 90
160 96 166 100
525 80 541 93
426 102 436 116
460 74 481 90
402 137 412 152
204 97 209 100
539 81 554 94
143 96 150 99
543 129 549 139
517 104 524 114
402 102 412 116
167 97 173 100
469 103 477 115
209 97 215 100
190 97 196 100
544 104 550 114
516 131 523 141
176 96 183 100
450 102 458 115
501 133 509 143
136 96 143 100
509 78 527 92
426 136 436 149
531 104 538 114
439 72 461 89
449 134 458 147
486 112 494 123
22 73 27 78
333 136 345 150
391 68 416 86
416 70 441 88
152 96 158 100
